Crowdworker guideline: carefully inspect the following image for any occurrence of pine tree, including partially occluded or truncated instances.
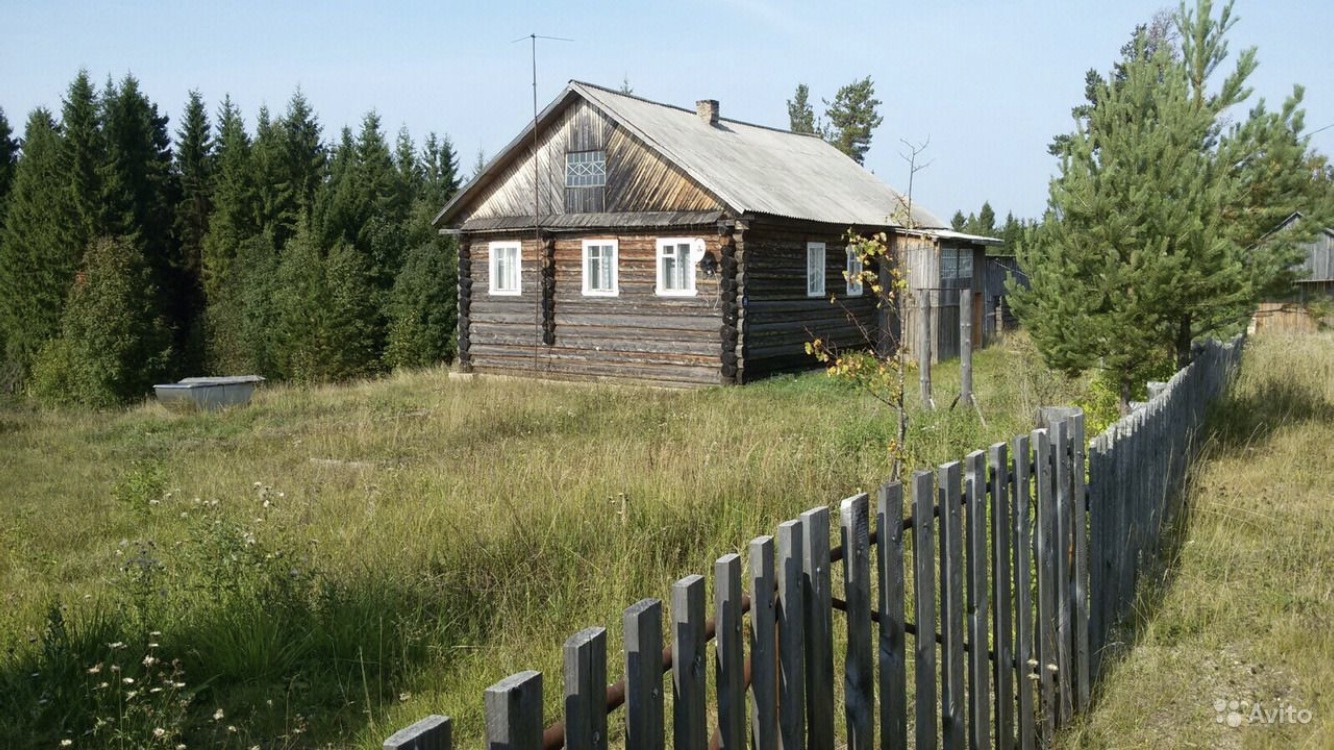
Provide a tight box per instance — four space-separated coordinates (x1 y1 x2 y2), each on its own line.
1014 16 1245 411
29 235 172 407
787 84 818 135
824 77 883 165
0 110 80 375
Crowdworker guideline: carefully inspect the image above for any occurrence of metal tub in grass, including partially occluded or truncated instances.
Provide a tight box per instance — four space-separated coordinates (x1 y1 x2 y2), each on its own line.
153 376 264 411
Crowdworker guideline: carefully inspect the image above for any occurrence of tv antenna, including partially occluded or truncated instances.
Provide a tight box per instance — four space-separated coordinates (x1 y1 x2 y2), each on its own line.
512 32 572 358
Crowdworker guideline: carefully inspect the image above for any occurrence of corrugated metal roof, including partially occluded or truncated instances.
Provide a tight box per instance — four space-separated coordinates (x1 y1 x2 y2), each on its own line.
572 82 945 229
437 82 956 232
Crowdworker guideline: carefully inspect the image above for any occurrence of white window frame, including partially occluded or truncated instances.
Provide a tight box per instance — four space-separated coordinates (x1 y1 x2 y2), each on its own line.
846 247 864 296
565 150 607 188
488 241 521 296
807 241 826 297
581 239 619 297
656 237 698 297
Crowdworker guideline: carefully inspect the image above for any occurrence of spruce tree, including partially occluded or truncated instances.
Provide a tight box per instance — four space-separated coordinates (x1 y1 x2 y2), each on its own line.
0 110 80 375
201 96 256 301
174 91 212 282
0 108 18 226
824 77 883 165
384 239 457 369
977 202 997 237
420 132 460 213
61 71 104 252
29 235 171 407
281 89 325 235
949 210 967 232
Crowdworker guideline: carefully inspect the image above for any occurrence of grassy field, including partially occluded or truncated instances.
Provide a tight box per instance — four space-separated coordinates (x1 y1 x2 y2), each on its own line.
1062 332 1333 749
0 334 1087 749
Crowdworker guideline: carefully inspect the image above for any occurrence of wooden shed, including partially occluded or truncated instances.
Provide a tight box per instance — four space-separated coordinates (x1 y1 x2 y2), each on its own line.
434 81 996 386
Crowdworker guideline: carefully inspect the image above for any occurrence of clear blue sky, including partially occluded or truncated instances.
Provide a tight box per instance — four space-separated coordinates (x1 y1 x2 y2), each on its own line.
3 0 1332 221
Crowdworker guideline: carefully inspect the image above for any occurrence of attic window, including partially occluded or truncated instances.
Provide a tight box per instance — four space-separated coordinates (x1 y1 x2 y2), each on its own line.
565 150 606 188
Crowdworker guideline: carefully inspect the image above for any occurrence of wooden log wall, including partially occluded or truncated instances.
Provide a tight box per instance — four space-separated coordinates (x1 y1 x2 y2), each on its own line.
457 239 473 373
466 230 724 387
719 230 741 385
740 223 877 381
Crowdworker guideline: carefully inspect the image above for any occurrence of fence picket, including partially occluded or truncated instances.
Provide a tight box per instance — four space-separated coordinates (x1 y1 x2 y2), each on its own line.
563 627 608 750
623 599 665 750
715 554 746 750
672 575 707 750
749 536 778 750
877 481 908 750
1071 413 1091 711
1033 428 1058 739
801 506 835 750
939 461 966 750
913 470 939 749
1011 434 1037 749
1053 419 1074 723
776 520 806 750
840 493 874 750
989 442 1014 750
965 450 992 750
485 671 543 750
384 715 451 750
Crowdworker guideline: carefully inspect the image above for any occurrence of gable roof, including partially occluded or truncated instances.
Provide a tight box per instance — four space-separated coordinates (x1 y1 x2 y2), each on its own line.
435 81 961 233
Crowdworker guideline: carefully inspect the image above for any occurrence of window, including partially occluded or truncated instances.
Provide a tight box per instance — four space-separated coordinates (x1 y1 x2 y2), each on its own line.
565 150 606 188
846 248 864 296
656 238 698 296
807 242 826 297
940 246 974 281
488 242 521 295
582 239 619 296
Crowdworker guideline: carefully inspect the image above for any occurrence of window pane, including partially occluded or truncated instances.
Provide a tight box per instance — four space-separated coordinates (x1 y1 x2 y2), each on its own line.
566 150 607 188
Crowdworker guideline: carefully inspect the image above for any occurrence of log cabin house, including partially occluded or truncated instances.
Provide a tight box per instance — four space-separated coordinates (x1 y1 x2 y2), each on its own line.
433 81 999 386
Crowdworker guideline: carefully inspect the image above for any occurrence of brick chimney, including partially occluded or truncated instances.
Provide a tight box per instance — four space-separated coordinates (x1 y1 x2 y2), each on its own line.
696 99 719 126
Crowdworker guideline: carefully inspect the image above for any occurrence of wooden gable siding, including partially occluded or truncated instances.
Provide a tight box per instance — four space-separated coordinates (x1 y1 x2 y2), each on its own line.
466 99 724 221
467 231 723 386
740 224 877 381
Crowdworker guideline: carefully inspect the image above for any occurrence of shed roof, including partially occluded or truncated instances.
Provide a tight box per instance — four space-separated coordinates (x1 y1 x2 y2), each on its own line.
436 81 969 234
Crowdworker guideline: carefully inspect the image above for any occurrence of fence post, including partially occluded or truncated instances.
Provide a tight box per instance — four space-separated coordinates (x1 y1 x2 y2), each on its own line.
989 442 1015 750
960 292 974 407
919 291 934 409
384 716 451 750
485 671 543 750
1071 412 1091 711
1053 419 1074 723
1033 428 1058 739
840 493 874 750
564 628 608 750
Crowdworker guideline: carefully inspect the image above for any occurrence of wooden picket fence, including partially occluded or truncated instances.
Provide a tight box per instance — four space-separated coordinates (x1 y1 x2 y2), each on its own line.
385 337 1244 750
